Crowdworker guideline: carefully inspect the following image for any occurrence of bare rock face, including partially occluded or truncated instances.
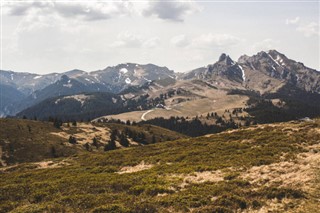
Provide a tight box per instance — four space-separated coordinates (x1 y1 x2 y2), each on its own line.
237 50 320 93
183 50 320 94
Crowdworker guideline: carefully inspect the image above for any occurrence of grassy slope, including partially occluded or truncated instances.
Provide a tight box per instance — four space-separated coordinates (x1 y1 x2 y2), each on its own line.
0 119 187 166
0 119 77 165
0 119 320 212
101 123 188 142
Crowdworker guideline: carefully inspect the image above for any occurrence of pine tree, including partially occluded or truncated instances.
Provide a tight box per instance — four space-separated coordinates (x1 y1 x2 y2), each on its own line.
152 135 156 144
53 118 62 129
119 133 129 147
84 143 91 151
104 140 116 151
68 136 77 144
50 146 57 158
92 137 98 147
110 129 117 141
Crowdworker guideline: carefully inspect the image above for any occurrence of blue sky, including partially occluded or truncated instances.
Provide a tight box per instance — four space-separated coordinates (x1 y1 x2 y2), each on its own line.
2 0 319 74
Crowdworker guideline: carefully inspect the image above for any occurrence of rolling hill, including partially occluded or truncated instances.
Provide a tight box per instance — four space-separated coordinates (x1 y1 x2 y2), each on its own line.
0 118 187 167
1 118 319 212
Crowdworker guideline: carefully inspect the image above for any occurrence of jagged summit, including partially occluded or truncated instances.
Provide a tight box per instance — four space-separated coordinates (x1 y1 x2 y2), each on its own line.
218 53 235 66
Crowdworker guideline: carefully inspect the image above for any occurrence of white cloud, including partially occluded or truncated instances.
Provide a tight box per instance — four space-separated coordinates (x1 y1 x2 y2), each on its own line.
296 22 319 37
171 34 190 47
143 37 161 48
191 33 242 49
286 16 300 25
143 1 201 22
252 39 279 52
4 1 132 21
111 32 143 48
111 32 160 49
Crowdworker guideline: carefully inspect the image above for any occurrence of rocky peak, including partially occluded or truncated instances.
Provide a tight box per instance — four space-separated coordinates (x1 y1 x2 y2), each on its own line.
237 54 250 64
218 53 235 66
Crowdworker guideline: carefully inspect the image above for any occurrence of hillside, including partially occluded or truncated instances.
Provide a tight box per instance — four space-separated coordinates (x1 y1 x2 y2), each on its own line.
0 118 187 167
16 92 126 121
0 119 77 166
1 119 319 212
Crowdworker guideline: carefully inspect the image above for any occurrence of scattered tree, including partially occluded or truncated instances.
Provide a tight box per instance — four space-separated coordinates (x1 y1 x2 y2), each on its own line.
68 136 77 144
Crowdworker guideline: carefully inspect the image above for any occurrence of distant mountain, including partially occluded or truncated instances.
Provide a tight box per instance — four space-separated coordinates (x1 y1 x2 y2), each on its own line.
238 50 320 93
2 50 320 124
0 63 177 116
0 70 62 95
0 84 26 117
182 53 245 84
88 63 176 93
183 50 320 94
95 50 320 124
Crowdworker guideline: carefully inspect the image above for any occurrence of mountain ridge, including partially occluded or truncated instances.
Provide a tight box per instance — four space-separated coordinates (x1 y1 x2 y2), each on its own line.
1 50 320 123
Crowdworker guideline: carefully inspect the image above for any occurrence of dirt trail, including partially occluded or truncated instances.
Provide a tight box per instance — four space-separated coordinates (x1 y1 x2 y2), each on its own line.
141 110 154 121
0 146 7 167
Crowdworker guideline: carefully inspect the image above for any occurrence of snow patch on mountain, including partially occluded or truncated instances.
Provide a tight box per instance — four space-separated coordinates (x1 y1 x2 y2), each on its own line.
249 63 256 70
120 68 128 74
238 65 246 82
125 78 132 84
33 75 42 79
143 77 152 82
167 74 175 79
276 55 286 66
267 53 282 68
63 84 73 88
55 94 91 106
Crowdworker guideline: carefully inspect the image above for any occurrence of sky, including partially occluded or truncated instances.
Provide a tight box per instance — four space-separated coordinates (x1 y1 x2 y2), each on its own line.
1 0 319 74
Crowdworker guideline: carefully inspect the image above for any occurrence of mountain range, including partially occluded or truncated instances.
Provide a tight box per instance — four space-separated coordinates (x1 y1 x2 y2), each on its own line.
0 63 175 116
1 50 319 124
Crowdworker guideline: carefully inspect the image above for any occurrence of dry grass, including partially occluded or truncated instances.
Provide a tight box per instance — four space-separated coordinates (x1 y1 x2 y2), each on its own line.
117 161 154 174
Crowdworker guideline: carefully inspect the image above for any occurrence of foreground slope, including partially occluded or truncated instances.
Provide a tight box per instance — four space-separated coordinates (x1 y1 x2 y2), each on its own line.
1 119 319 212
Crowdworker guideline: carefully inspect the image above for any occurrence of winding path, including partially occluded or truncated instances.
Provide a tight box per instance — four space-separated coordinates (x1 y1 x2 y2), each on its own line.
141 110 154 121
